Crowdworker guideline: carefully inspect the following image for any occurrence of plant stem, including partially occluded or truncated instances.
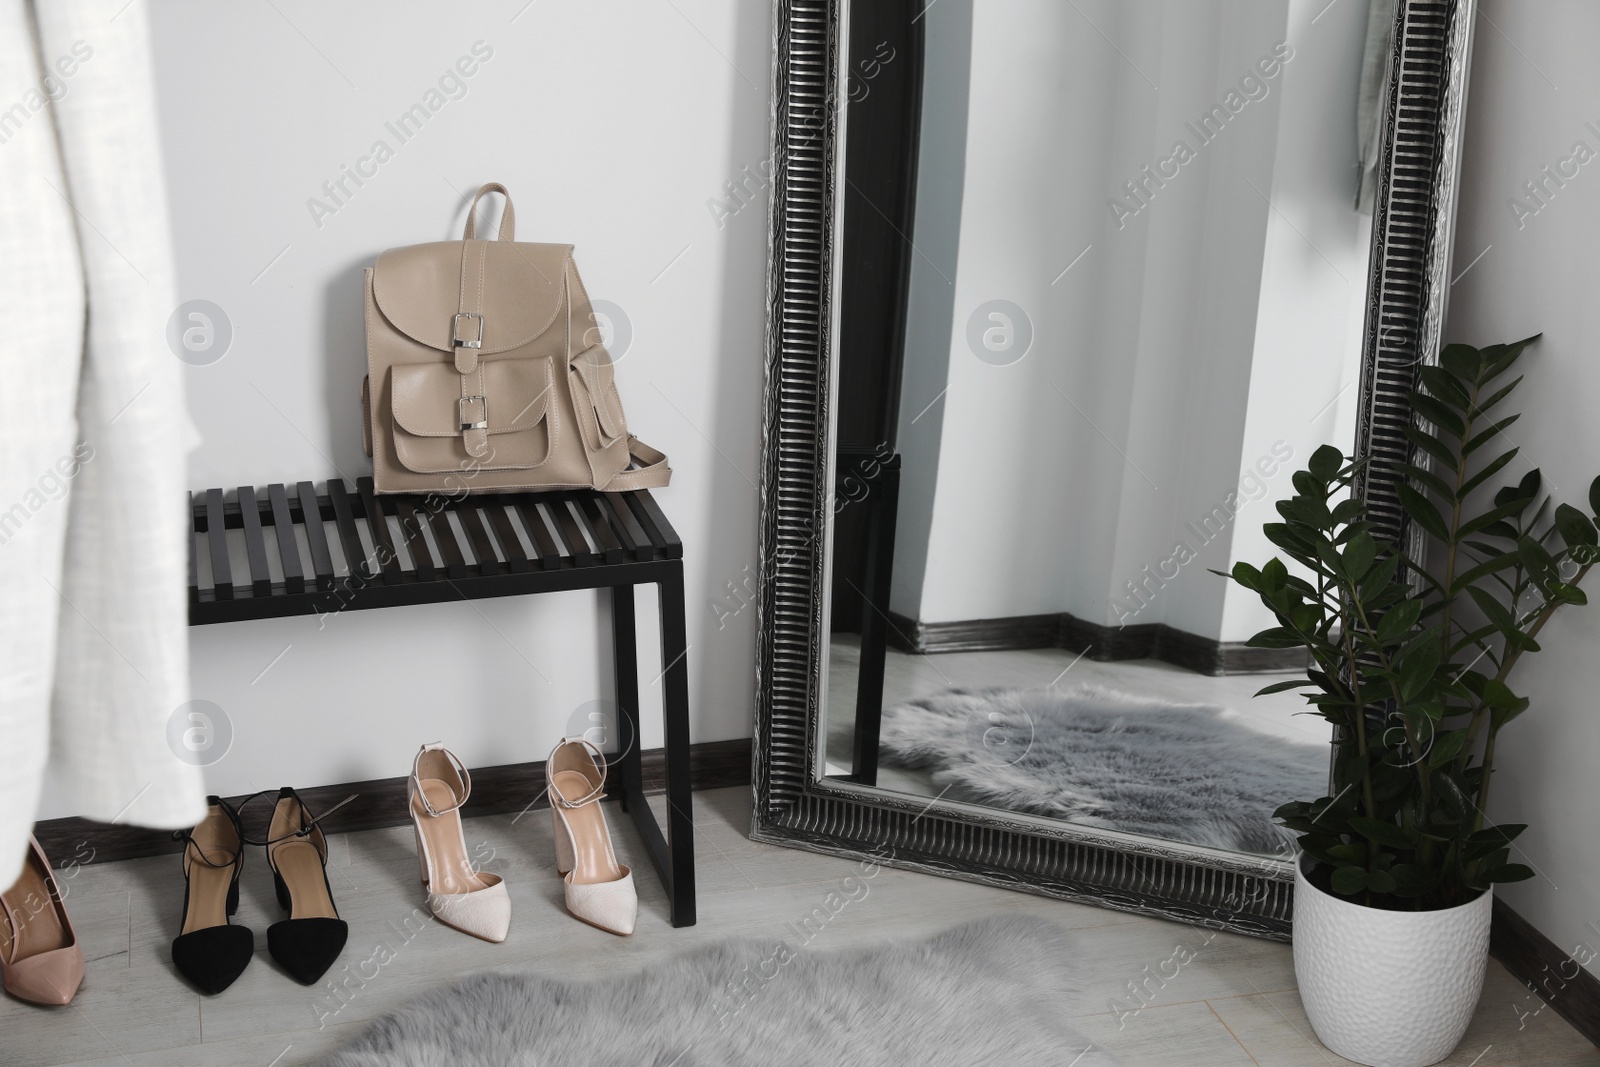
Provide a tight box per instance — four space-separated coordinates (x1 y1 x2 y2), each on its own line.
1341 624 1378 823
1459 562 1590 778
1473 727 1500 835
1467 562 1590 830
1436 379 1482 666
1347 589 1433 806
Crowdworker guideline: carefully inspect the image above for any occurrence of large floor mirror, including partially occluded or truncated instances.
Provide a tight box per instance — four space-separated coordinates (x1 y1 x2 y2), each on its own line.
826 0 1386 859
756 0 1475 935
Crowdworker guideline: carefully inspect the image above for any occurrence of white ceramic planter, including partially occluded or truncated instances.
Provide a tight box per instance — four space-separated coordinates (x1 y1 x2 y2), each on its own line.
1293 855 1492 1067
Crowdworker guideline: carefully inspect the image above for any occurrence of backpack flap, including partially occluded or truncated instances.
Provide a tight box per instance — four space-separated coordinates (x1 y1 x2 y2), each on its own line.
389 356 554 473
369 240 570 359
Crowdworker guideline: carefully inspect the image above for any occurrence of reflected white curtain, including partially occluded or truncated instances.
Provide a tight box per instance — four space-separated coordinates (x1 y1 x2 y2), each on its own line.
893 0 1374 645
1356 0 1398 212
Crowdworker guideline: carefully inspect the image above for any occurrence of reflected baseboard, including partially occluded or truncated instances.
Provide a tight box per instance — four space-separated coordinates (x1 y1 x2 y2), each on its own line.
884 610 1308 677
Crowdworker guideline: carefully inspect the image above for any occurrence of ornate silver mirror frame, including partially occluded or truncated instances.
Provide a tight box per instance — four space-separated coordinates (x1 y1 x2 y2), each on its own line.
752 0 1477 937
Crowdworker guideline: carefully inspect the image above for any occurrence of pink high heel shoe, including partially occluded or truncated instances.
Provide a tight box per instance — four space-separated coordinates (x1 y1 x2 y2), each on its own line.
1 836 85 1006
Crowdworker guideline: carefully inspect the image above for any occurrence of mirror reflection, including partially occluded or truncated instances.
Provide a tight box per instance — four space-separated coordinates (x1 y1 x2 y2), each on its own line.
825 0 1396 859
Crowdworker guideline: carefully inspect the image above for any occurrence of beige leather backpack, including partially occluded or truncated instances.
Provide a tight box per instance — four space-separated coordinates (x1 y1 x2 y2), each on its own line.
361 183 669 495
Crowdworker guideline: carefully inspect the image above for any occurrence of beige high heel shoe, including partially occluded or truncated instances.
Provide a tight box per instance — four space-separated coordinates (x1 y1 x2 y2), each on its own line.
547 737 636 935
1 837 85 1006
410 744 510 943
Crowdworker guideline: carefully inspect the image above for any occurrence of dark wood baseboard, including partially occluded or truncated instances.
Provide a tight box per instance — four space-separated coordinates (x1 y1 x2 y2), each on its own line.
886 610 1307 676
34 739 752 868
1490 897 1600 1047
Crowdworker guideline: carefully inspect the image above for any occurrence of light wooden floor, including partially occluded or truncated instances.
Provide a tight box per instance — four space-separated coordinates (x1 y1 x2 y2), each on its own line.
5 787 1594 1066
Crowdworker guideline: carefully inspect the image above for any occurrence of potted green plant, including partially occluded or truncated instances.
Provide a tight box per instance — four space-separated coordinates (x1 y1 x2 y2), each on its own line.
1228 336 1597 1067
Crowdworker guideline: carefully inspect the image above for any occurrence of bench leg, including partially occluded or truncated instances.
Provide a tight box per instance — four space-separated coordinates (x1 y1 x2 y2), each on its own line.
610 575 697 928
611 585 643 811
658 564 696 927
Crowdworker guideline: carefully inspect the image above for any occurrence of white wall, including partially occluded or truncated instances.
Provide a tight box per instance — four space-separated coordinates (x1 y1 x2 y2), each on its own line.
1444 0 1600 977
39 0 771 815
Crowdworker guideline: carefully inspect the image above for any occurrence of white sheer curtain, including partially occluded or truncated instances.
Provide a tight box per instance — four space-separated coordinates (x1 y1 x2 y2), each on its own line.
0 0 203 886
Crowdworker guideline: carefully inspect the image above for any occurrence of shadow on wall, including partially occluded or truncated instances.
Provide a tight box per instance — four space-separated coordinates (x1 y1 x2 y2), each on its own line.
321 254 375 484
887 0 972 622
689 0 772 711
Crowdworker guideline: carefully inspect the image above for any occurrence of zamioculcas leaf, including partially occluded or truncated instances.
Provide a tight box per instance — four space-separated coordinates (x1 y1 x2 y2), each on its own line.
1554 503 1599 549
1404 464 1456 499
1399 485 1450 541
1419 366 1471 406
1459 499 1535 540
1308 444 1344 482
1439 343 1482 380
1427 729 1468 768
1480 333 1540 381
1477 848 1512 874
1465 585 1515 629
1255 679 1311 697
1490 695 1532 729
1367 869 1398 894
1474 375 1524 416
1330 865 1368 895
1344 532 1377 579
1248 628 1308 649
1461 413 1521 456
1322 844 1365 865
1376 599 1422 642
1398 642 1442 701
1389 863 1435 895
1501 629 1542 654
1464 837 1511 863
1590 473 1600 519
1361 555 1403 599
1405 425 1460 472
1469 824 1527 845
1516 468 1542 502
1458 448 1520 498
1412 394 1467 438
1451 551 1520 590
1332 498 1365 524
1263 524 1316 561
1292 470 1322 497
1554 584 1590 606
1491 478 1533 514
1486 863 1536 883
1349 816 1416 849
1519 535 1560 589
1480 679 1518 709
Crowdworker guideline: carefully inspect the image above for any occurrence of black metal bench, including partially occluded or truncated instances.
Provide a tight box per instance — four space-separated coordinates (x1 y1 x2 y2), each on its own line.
187 477 695 927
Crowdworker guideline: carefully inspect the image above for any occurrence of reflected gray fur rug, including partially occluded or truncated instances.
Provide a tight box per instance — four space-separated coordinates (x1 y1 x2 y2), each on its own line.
879 683 1326 854
322 916 1115 1067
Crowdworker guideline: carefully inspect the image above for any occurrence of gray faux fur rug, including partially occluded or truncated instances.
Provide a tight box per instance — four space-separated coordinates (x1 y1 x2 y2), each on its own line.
879 683 1326 855
322 916 1114 1067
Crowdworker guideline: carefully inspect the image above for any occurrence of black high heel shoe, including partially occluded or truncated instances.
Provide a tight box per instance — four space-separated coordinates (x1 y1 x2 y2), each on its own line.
253 788 353 985
171 797 254 995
